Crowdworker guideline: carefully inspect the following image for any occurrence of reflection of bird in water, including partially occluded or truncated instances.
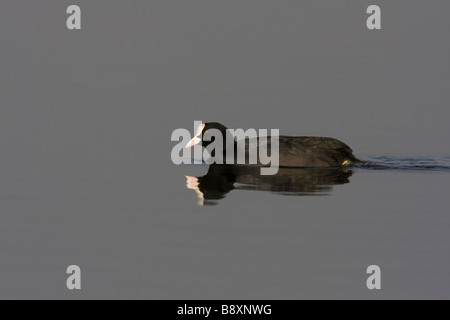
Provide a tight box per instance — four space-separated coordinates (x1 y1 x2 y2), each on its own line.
186 165 353 206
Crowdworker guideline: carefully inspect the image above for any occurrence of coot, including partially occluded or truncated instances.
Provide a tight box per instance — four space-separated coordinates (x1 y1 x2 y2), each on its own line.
186 122 363 168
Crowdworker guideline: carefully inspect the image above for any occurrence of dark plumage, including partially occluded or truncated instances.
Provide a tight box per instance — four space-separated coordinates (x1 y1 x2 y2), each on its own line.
186 122 363 168
276 136 362 167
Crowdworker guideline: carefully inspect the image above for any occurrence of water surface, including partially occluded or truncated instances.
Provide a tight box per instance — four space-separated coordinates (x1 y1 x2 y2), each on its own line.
1 1 450 299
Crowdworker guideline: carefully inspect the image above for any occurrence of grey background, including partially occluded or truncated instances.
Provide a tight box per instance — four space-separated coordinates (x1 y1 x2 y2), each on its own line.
0 1 449 299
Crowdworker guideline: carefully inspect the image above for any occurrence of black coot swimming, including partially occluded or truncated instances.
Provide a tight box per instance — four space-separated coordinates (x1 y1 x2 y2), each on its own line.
186 122 363 168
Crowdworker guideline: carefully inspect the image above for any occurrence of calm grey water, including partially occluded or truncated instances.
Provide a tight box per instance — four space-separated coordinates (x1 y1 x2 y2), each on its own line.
1 1 450 299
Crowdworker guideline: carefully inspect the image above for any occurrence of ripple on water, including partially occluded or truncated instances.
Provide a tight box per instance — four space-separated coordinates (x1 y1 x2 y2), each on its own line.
360 156 450 172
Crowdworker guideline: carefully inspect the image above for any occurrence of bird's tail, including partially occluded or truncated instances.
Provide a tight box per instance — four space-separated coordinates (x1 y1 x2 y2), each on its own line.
342 157 365 167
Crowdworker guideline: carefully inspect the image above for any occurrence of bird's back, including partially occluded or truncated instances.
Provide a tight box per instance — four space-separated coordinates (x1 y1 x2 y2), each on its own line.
238 136 361 167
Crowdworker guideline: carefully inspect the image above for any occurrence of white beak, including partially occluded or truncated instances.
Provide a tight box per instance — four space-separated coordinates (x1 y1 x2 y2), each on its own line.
186 136 201 148
185 123 205 148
